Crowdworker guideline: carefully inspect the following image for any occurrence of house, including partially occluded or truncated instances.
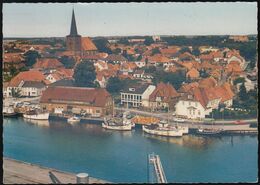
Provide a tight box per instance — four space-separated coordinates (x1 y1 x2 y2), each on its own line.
94 60 108 71
198 77 217 88
120 83 156 108
33 58 64 70
147 54 171 66
45 69 74 84
229 35 249 42
6 70 48 97
19 81 46 97
149 82 180 110
135 60 146 68
186 68 200 80
175 94 208 119
40 86 113 116
3 52 25 70
179 82 199 93
81 37 98 56
105 54 128 64
227 56 246 70
213 83 235 107
133 69 145 79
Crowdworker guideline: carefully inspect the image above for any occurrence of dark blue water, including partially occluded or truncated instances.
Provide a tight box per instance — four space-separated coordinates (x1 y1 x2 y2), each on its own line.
3 118 258 183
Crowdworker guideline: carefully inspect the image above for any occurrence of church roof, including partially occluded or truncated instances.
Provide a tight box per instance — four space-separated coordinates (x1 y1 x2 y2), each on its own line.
81 37 97 51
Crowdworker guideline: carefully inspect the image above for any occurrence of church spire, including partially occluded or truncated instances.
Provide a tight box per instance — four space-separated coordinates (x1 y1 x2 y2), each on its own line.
70 9 78 36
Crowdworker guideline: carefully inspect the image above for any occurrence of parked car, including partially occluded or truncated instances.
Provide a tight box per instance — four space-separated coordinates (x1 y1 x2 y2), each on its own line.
173 117 185 123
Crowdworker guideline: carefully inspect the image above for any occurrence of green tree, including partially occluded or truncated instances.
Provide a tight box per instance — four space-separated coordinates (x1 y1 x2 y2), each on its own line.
191 47 200 56
73 60 97 87
113 48 122 55
233 77 245 85
151 47 161 55
11 88 22 98
59 56 76 69
106 77 123 94
9 64 18 77
239 82 247 101
24 50 41 67
144 37 154 46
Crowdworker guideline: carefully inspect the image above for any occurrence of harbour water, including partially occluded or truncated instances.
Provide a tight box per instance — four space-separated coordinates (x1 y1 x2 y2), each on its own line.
3 117 258 183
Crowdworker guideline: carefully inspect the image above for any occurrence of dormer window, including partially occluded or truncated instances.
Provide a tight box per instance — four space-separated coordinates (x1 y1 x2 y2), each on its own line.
156 96 162 101
129 88 135 92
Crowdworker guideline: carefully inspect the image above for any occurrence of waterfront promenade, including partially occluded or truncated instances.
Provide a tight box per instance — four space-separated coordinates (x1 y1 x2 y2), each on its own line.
3 157 109 184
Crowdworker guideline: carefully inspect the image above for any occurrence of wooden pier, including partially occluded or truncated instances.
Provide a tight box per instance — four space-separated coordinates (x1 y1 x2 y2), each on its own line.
3 157 109 184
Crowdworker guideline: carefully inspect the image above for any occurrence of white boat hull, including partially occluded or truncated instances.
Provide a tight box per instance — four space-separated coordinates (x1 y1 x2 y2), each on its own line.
102 122 132 131
142 126 183 137
23 112 49 120
178 126 189 134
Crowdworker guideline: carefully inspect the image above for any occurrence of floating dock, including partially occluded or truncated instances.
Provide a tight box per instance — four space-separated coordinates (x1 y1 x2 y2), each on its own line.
3 157 109 184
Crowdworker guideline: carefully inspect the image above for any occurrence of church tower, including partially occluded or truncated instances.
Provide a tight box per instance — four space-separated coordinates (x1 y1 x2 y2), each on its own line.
66 9 82 52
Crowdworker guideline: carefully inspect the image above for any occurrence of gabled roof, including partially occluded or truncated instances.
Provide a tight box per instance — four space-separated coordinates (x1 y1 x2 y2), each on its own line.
148 54 171 63
40 86 111 107
4 53 24 63
186 68 200 78
8 70 46 87
179 82 199 93
81 37 97 51
22 81 46 88
121 83 149 94
105 54 127 62
198 77 217 88
33 58 64 69
149 82 179 102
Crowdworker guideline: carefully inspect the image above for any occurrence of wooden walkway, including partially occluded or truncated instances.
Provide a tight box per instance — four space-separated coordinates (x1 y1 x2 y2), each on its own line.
3 157 109 184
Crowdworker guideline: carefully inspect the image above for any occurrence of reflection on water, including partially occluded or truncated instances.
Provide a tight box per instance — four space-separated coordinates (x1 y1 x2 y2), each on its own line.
143 133 217 149
23 118 50 127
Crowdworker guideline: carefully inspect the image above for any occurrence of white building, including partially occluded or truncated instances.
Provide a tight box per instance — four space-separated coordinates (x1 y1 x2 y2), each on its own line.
120 84 156 107
174 95 210 119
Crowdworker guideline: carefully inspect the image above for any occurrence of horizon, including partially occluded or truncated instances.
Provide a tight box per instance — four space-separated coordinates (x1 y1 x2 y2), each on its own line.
3 2 257 37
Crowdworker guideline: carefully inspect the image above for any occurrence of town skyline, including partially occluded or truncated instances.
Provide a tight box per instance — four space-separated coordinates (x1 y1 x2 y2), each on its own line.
3 2 257 37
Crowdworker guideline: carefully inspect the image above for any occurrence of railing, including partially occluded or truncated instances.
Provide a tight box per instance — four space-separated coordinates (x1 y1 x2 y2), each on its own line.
148 153 167 183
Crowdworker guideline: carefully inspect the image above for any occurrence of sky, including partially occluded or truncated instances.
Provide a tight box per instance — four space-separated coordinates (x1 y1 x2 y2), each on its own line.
3 2 258 37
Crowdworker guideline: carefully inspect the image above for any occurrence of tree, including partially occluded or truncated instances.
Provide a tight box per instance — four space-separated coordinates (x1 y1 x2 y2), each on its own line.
73 60 97 87
113 48 122 55
24 50 41 67
92 38 112 54
233 77 245 85
144 37 154 46
151 47 161 55
179 47 190 54
11 88 22 98
106 77 123 94
9 64 18 77
191 47 200 56
59 56 76 69
239 82 247 101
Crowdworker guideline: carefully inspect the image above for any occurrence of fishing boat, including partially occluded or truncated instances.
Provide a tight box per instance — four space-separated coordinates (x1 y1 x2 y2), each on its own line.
102 116 133 131
23 109 49 120
196 127 223 135
3 106 18 117
176 125 189 134
142 123 183 137
67 116 81 124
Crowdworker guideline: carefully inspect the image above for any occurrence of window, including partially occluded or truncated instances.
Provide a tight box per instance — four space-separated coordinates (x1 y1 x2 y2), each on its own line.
198 111 201 115
96 110 100 113
189 102 191 106
195 102 198 107
182 101 185 105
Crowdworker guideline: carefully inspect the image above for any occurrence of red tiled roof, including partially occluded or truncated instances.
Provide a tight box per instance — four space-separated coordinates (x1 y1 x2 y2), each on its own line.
40 86 111 107
149 82 179 102
186 68 200 78
179 82 199 93
148 54 171 63
9 70 46 87
3 53 24 63
33 58 64 69
81 37 97 51
199 77 217 88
